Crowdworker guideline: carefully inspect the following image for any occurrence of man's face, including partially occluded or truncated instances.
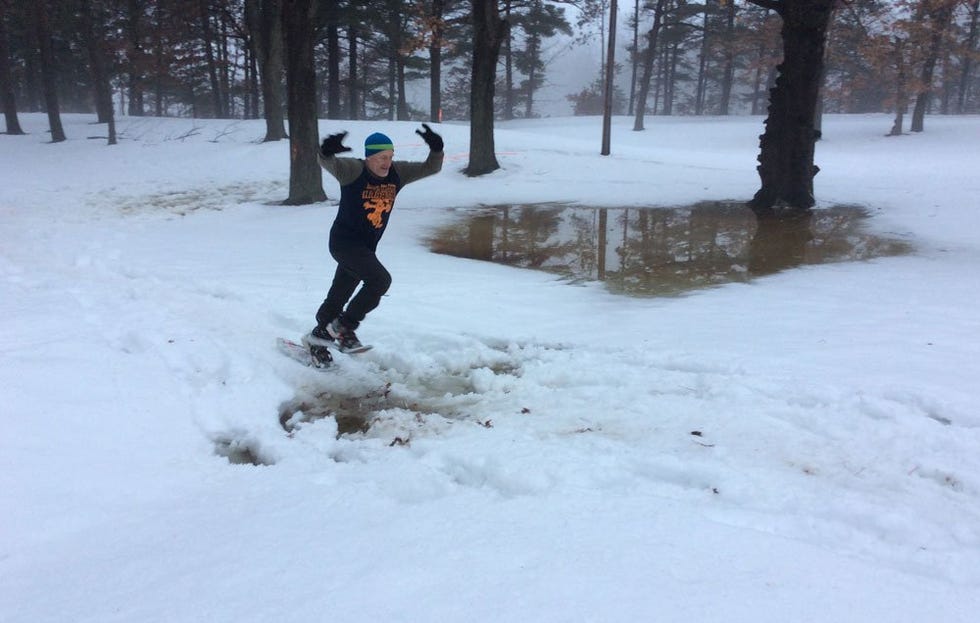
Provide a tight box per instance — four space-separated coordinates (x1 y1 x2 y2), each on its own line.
366 150 393 178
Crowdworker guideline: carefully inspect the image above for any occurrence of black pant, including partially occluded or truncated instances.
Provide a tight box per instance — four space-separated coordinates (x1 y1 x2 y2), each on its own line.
316 243 391 328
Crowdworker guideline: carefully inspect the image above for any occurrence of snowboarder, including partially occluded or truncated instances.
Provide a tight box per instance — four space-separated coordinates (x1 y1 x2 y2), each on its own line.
305 125 444 358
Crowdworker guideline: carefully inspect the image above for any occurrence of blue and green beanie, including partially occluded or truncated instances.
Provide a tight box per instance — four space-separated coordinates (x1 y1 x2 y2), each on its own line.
365 132 394 158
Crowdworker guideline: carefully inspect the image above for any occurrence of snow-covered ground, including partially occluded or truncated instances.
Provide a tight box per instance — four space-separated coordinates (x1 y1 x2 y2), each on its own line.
2 112 979 622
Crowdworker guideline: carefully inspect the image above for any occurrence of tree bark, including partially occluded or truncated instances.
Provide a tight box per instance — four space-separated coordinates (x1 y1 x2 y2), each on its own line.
718 0 736 115
956 0 979 113
282 0 325 205
466 0 507 176
347 25 358 119
326 20 340 119
632 0 666 131
503 0 514 120
199 0 224 118
246 0 286 140
32 0 65 142
748 0 834 212
601 0 617 155
694 2 709 116
629 0 639 115
0 1 25 135
126 0 144 116
79 0 114 126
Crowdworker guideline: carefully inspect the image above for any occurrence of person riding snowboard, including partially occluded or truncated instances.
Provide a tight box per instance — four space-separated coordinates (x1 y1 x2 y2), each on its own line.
305 125 444 358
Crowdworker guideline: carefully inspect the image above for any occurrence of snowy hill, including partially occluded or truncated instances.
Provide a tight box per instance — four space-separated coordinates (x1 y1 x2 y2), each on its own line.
2 112 979 622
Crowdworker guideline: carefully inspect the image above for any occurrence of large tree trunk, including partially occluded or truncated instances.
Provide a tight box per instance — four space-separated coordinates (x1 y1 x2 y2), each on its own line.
911 0 954 132
245 0 286 140
466 0 507 176
0 1 25 135
32 0 64 142
632 0 666 131
282 0 324 205
748 0 834 212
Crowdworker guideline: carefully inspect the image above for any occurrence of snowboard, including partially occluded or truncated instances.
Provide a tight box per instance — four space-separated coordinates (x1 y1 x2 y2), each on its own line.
276 335 373 369
277 337 331 368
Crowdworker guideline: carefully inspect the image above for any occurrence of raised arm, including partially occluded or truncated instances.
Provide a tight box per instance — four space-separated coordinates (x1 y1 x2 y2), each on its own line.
396 124 445 186
317 132 363 185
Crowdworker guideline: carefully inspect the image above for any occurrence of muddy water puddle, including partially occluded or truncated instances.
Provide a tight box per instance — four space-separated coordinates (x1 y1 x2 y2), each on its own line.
428 202 912 296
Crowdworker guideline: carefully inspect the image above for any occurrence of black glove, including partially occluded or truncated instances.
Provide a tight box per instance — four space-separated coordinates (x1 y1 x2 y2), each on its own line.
320 132 352 157
415 123 444 152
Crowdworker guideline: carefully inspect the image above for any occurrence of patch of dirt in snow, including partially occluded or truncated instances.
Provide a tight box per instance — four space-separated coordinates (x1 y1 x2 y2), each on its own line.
96 180 288 216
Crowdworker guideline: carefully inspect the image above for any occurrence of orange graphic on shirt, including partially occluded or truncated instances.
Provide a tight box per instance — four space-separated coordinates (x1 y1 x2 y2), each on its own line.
362 183 397 228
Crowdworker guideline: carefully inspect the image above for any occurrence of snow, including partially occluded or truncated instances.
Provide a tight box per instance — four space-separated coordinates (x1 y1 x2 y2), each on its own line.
2 112 979 622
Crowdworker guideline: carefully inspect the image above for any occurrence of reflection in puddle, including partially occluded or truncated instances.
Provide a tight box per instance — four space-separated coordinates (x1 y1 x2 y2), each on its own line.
428 202 912 297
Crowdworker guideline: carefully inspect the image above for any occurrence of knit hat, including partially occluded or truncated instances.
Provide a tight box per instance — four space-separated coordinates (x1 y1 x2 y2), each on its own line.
364 132 394 158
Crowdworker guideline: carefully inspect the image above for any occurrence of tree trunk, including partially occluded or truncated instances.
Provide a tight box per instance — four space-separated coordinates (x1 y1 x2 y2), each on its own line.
601 0 617 155
152 0 163 116
748 0 834 212
466 0 507 176
694 2 709 116
429 0 444 122
282 0 325 205
719 0 736 115
347 25 358 119
503 0 514 120
525 33 539 118
911 1 954 132
629 0 639 115
632 0 666 131
387 54 396 120
199 0 224 118
126 0 144 116
79 0 114 126
32 0 65 142
326 21 340 119
0 1 25 135
396 54 408 120
888 37 907 137
246 0 286 140
956 0 979 113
